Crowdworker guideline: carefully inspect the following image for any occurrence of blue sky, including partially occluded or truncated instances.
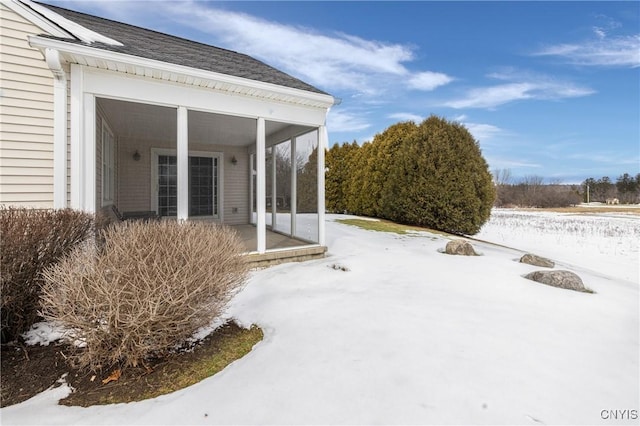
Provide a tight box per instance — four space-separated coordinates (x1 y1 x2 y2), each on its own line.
43 1 639 183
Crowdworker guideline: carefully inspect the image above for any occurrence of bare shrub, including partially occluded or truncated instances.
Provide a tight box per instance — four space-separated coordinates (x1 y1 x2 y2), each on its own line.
0 207 94 343
40 220 249 372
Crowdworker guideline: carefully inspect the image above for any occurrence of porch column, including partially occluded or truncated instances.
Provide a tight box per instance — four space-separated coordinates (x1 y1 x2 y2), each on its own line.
318 125 328 246
82 93 96 213
256 118 266 253
177 106 189 221
290 136 297 236
69 64 82 210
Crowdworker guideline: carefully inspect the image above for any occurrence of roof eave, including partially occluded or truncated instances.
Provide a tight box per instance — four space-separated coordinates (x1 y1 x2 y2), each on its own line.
29 35 336 109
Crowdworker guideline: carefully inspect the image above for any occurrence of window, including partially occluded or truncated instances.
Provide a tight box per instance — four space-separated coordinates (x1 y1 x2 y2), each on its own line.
102 122 115 205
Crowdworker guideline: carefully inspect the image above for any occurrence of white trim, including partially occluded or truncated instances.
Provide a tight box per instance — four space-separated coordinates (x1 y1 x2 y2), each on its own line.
176 106 189 221
45 49 67 208
1 0 71 38
74 67 328 128
69 64 82 209
28 36 335 109
83 93 96 212
256 118 266 253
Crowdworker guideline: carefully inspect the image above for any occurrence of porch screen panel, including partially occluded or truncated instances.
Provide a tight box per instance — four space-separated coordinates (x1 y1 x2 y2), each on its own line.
265 146 274 227
274 141 292 234
158 155 177 217
294 131 319 243
250 153 257 225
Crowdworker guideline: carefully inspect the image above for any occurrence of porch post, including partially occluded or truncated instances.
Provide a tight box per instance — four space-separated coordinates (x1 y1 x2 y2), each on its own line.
256 118 266 253
82 93 96 213
177 106 189 221
69 64 82 210
290 136 297 237
318 125 327 246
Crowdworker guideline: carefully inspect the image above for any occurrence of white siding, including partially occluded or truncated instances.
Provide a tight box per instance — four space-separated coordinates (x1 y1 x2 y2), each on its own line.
0 4 54 208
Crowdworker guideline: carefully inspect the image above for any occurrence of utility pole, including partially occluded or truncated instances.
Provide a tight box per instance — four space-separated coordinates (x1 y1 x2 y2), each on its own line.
587 184 590 204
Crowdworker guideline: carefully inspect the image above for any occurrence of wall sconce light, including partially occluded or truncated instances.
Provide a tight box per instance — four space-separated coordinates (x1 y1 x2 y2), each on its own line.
133 150 141 161
230 155 238 165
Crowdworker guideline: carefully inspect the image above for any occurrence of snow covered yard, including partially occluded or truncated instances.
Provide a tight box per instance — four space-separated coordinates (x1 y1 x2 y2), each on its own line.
2 211 638 425
475 208 640 283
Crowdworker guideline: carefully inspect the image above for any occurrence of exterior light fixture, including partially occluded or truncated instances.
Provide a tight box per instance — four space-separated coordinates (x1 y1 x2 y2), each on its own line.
133 150 141 161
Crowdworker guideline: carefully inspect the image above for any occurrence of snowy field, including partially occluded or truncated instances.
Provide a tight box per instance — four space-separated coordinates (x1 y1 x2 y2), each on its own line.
475 208 640 284
2 210 638 425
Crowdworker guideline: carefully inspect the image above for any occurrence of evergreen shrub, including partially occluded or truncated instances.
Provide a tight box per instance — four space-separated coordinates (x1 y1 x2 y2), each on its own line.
326 116 495 235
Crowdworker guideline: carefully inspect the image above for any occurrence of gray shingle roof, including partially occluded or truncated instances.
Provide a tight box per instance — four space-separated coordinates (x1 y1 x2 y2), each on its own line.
34 2 329 95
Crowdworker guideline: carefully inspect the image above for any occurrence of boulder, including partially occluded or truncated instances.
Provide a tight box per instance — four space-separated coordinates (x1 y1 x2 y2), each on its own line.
520 253 555 268
445 240 478 256
524 270 591 293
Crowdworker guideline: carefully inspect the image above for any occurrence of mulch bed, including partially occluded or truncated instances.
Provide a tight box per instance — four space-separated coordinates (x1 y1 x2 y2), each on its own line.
1 322 249 408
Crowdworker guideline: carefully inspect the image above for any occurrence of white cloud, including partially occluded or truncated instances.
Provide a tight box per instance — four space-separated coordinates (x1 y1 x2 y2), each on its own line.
407 71 454 91
534 34 640 68
567 152 640 166
327 110 371 133
444 71 595 109
388 112 423 122
464 123 503 142
486 157 543 169
157 1 452 96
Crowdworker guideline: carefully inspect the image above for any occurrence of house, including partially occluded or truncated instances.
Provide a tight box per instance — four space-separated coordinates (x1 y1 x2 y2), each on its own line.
0 0 336 264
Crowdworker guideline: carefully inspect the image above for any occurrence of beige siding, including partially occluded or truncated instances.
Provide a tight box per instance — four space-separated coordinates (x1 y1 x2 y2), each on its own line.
64 62 71 206
0 4 54 208
116 135 151 213
220 145 249 225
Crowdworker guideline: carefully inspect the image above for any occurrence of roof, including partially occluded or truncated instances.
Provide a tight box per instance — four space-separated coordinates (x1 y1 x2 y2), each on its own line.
30 1 329 96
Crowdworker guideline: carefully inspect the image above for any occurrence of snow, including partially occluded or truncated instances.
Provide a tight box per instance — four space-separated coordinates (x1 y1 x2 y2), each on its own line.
3 210 638 425
475 208 639 284
22 322 69 347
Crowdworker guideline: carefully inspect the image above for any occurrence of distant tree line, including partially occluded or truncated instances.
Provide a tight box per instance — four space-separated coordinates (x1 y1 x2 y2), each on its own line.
493 169 581 208
582 173 640 204
492 170 640 207
326 116 495 235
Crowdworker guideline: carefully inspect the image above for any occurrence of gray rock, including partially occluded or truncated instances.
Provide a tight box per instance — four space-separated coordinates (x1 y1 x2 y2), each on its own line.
524 270 592 293
445 240 478 256
520 253 555 268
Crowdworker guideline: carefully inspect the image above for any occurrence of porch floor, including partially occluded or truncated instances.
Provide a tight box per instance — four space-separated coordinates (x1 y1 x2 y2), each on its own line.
231 225 327 267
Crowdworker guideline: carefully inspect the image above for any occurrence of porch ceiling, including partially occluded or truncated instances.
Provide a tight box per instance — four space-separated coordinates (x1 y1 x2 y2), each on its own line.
97 98 313 147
